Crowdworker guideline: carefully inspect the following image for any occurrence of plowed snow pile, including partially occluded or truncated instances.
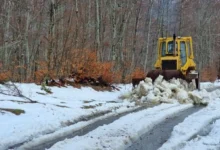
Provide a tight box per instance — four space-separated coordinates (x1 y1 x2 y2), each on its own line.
122 75 209 105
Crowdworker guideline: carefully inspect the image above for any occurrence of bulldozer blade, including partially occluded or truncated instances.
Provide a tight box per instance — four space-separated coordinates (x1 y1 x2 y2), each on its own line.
146 70 200 89
146 70 186 82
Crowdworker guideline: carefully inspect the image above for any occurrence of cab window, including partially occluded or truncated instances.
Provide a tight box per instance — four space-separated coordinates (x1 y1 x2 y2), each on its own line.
168 41 178 54
180 41 187 66
161 42 166 57
187 41 191 57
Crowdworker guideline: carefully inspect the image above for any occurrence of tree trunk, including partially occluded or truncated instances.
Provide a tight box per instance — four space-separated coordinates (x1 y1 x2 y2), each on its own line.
144 0 154 72
95 0 101 61
47 0 56 71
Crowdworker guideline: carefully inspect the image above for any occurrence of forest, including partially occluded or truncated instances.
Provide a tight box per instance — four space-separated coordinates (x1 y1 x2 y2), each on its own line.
0 0 219 83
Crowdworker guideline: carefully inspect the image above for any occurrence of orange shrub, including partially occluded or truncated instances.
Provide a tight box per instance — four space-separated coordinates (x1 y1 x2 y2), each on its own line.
0 71 11 83
132 68 146 79
111 70 122 84
69 49 123 83
200 66 218 82
34 61 56 83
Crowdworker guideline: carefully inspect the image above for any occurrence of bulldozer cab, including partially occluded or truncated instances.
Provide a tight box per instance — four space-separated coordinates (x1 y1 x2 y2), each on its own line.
148 35 200 89
154 36 196 75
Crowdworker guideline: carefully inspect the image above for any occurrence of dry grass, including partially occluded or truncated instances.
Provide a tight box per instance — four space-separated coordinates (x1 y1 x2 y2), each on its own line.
83 100 95 103
81 103 102 109
0 108 25 115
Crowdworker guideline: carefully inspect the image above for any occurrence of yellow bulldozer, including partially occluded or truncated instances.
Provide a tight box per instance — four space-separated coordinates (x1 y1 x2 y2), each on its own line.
147 34 200 89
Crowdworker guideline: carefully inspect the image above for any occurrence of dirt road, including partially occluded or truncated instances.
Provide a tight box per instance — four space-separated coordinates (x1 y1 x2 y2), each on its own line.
126 106 203 150
13 104 156 150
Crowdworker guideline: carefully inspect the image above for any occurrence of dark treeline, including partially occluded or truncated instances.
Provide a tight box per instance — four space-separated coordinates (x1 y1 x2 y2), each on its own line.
0 0 220 82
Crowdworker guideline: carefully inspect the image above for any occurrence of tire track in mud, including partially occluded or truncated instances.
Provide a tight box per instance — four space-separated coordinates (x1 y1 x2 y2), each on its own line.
12 103 157 150
188 117 220 140
126 106 204 150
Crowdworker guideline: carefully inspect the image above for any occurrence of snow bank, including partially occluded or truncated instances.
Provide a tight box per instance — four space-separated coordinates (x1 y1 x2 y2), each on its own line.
200 82 215 89
0 83 135 150
16 105 139 150
122 75 211 105
181 119 220 150
48 103 192 150
214 80 220 87
159 98 220 150
200 81 220 89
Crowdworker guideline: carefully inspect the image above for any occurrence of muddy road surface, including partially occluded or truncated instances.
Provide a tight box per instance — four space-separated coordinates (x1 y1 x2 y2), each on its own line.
126 106 203 150
13 104 156 150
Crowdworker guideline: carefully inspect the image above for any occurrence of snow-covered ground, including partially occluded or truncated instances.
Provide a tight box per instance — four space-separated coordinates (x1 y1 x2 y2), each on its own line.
49 103 193 150
200 80 220 89
160 104 220 150
159 90 220 150
0 83 136 150
49 87 220 150
0 79 220 150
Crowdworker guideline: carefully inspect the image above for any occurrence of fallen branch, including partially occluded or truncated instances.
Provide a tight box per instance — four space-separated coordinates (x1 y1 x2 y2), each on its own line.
0 82 37 103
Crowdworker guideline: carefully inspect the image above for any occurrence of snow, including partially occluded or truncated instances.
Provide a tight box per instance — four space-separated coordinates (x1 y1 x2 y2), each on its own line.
0 83 135 150
200 81 220 89
48 79 220 150
182 119 220 150
159 90 220 150
17 105 139 150
48 103 192 150
214 80 220 87
124 76 209 105
0 78 220 150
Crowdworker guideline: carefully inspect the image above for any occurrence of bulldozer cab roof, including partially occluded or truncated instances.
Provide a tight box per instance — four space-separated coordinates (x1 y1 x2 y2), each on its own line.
158 36 192 41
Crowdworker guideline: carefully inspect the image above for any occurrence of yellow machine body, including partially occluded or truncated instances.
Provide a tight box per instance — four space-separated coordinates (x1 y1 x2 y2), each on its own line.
154 36 196 76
